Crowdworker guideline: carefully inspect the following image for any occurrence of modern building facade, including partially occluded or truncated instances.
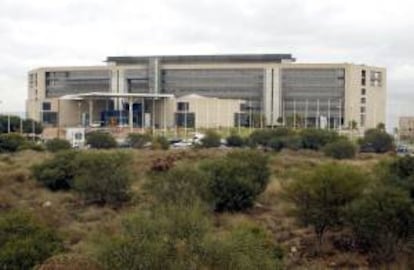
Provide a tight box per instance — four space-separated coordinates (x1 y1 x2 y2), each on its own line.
399 117 414 140
27 54 386 132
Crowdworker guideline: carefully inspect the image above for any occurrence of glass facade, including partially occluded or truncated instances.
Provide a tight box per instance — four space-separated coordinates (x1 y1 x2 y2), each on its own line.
125 69 149 93
161 69 264 100
45 70 111 97
281 68 345 128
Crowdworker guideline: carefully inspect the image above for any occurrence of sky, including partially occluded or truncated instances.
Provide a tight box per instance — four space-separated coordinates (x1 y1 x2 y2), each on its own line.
0 0 413 128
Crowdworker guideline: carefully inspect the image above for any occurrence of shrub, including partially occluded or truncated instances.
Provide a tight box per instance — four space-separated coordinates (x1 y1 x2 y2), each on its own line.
283 163 367 251
268 137 285 152
0 211 63 270
384 155 414 198
346 186 414 264
201 130 221 148
200 150 270 211
249 128 293 147
359 128 394 153
300 128 339 150
226 133 245 147
45 138 72 152
32 150 79 190
73 151 132 205
0 133 26 152
19 141 45 152
86 131 117 149
151 136 170 150
0 116 42 134
146 165 209 206
323 139 357 159
127 133 151 149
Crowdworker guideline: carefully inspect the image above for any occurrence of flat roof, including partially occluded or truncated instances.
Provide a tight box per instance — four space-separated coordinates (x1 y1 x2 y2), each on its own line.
59 92 174 100
106 54 295 64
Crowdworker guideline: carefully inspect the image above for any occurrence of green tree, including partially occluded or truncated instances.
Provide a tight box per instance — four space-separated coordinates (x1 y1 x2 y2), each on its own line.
323 138 357 159
32 150 79 190
347 186 414 265
0 116 42 134
200 150 270 211
0 211 63 270
73 151 132 205
300 128 339 150
359 128 394 153
226 133 245 147
201 130 221 148
283 163 366 251
45 138 71 152
0 133 26 152
249 128 294 147
86 131 117 149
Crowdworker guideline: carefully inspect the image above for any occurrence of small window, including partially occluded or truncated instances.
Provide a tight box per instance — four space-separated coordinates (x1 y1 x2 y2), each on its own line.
240 103 249 111
361 78 366 86
177 102 189 111
360 107 366 113
42 102 51 111
361 97 366 104
361 88 366 95
361 70 366 77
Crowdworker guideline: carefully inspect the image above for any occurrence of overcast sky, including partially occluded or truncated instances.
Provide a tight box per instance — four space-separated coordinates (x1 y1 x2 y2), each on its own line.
0 0 413 128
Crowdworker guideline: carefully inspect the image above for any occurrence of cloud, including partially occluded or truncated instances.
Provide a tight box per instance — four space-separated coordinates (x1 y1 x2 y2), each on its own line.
0 0 413 128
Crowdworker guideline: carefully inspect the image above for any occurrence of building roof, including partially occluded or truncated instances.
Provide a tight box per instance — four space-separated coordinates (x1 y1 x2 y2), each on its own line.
106 54 295 64
59 92 174 100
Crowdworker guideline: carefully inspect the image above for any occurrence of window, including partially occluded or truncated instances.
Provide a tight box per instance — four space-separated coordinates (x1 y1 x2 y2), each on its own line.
361 70 366 86
42 112 57 125
177 102 189 111
360 107 366 113
361 97 366 104
361 88 366 95
360 114 366 127
42 102 51 111
175 112 195 128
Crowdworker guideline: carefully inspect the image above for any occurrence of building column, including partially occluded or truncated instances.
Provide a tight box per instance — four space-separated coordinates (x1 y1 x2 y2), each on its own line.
89 99 93 126
129 97 133 132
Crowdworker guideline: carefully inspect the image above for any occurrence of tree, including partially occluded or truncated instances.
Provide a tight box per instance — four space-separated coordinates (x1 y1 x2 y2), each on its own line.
0 133 26 152
0 211 63 270
86 131 117 149
32 150 79 190
226 133 245 147
283 163 366 252
200 150 270 211
346 186 414 265
359 128 394 153
0 116 42 134
127 133 151 149
249 128 294 147
323 138 357 159
73 151 132 205
300 128 339 150
45 138 71 152
200 130 221 148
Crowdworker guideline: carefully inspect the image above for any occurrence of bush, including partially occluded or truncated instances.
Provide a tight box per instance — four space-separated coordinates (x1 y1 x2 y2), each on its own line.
151 136 170 150
249 128 293 147
19 141 45 152
284 163 367 251
127 133 151 149
146 165 209 206
86 131 117 149
73 151 132 205
0 211 63 270
200 150 270 211
347 186 414 264
300 128 339 150
32 150 79 190
201 130 221 148
0 116 43 134
0 133 26 152
226 133 245 147
384 155 414 198
359 128 394 153
323 139 357 159
45 138 71 152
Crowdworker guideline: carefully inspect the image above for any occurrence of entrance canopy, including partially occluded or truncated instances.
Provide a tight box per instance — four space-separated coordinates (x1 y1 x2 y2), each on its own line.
59 92 174 100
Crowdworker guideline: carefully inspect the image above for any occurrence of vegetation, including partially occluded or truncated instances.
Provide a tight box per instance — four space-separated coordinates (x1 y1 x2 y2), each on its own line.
201 129 221 148
127 133 151 149
73 151 132 205
151 136 170 150
359 128 394 153
284 163 366 251
200 150 270 211
0 211 63 270
86 131 117 149
0 115 43 134
226 133 245 147
299 128 339 150
323 138 357 159
347 186 414 264
45 138 72 152
0 133 26 152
